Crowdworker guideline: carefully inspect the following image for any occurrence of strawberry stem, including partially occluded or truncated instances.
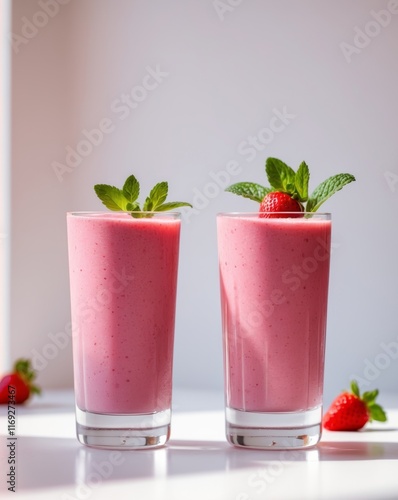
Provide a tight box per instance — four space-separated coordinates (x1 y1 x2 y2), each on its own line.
13 358 41 396
350 380 360 397
350 380 387 423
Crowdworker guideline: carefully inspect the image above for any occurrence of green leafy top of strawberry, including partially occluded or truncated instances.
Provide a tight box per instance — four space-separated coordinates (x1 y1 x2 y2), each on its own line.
14 358 41 395
94 174 192 218
349 380 387 424
226 157 355 212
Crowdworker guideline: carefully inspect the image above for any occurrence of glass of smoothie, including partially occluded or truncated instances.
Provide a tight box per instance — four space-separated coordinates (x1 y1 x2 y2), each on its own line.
217 212 331 449
67 211 181 449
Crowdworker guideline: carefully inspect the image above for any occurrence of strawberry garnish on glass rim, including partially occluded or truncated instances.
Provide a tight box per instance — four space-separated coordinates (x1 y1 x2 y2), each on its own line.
225 157 355 215
259 191 303 218
322 380 387 431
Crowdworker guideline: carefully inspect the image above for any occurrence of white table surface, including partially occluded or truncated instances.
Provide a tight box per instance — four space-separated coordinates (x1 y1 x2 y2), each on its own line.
1 389 398 500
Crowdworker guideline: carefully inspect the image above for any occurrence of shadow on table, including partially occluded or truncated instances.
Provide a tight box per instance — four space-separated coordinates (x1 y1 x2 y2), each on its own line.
8 433 398 493
317 440 398 460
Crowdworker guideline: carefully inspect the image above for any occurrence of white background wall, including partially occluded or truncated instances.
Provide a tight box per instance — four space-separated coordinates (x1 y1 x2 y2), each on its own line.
6 0 398 405
0 0 11 372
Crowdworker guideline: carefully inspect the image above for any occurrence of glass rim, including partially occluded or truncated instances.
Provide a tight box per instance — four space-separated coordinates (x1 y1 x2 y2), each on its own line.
217 212 331 218
67 211 182 219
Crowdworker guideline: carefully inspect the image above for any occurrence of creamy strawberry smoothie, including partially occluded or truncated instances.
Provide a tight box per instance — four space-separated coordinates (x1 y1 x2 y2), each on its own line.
67 212 181 416
217 213 331 414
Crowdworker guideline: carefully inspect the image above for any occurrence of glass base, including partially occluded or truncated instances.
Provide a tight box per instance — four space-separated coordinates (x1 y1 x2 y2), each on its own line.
75 406 171 449
225 406 322 450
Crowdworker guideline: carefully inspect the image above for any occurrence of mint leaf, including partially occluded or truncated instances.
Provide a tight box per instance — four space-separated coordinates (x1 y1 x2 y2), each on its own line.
151 181 168 207
368 403 387 422
306 173 356 212
295 161 310 202
143 181 168 211
126 202 140 212
225 182 271 203
122 174 140 204
362 389 378 403
266 157 296 193
94 184 129 211
156 201 193 211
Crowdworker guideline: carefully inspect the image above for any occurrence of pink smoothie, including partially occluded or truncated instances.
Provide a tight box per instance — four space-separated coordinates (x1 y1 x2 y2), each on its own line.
217 214 331 413
67 212 181 415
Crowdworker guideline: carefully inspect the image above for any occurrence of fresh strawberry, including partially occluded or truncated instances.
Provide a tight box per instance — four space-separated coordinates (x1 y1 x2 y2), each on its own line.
0 359 41 404
259 191 303 218
322 381 387 431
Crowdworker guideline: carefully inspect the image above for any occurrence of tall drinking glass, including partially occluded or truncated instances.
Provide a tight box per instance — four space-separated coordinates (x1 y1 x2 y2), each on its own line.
67 211 181 449
217 212 331 449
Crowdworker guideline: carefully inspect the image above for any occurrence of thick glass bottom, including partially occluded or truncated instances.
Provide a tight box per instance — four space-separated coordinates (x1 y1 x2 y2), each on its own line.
226 406 322 450
75 406 171 449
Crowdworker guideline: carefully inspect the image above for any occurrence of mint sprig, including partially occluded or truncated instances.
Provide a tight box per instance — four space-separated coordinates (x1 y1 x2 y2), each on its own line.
94 174 192 218
226 157 355 212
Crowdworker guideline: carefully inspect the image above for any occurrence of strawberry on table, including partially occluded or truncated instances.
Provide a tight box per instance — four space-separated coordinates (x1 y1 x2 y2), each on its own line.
0 359 41 404
322 380 387 431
